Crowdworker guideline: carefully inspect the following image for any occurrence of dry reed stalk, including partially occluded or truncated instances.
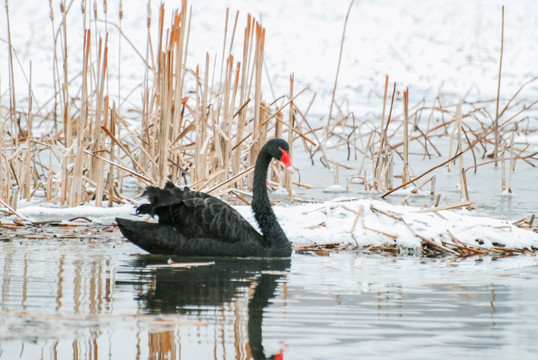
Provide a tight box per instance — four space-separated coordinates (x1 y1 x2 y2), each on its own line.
415 201 474 213
233 15 255 175
101 125 150 179
289 106 318 145
500 146 506 192
2 153 11 205
216 54 235 184
115 0 123 108
370 205 401 221
23 64 34 202
250 22 265 169
327 0 355 137
417 234 459 256
60 0 72 150
402 88 410 187
325 158 354 170
362 221 398 240
504 131 515 193
68 29 92 207
285 74 295 195
84 149 152 183
350 204 364 233
106 104 116 207
274 110 283 139
374 75 390 183
0 197 29 222
4 0 17 142
0 118 4 203
140 2 154 177
456 104 470 202
195 55 210 183
382 152 394 189
333 164 340 186
91 35 109 206
170 2 190 184
207 165 255 195
410 174 436 195
494 6 505 166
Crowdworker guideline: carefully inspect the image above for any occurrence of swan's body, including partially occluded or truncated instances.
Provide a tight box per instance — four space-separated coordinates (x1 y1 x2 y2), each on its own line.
116 138 293 257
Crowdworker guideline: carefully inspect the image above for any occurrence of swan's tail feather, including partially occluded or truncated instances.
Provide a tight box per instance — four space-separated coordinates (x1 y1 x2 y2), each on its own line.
140 182 184 213
116 218 180 254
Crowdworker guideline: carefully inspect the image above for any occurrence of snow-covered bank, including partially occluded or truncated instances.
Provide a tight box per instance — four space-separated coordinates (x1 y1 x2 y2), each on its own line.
10 198 538 255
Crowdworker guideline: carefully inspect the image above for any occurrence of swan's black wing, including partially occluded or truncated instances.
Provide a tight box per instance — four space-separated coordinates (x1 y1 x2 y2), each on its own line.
137 182 266 245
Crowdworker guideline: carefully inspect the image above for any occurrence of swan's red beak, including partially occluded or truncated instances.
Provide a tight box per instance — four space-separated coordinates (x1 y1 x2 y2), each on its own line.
279 147 294 173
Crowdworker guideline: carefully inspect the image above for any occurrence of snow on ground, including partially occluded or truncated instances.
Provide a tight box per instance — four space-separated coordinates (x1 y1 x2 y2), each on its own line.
12 199 538 252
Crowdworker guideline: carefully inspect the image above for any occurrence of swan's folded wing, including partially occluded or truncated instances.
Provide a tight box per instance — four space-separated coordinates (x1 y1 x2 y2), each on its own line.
140 183 212 216
174 197 263 243
137 183 263 244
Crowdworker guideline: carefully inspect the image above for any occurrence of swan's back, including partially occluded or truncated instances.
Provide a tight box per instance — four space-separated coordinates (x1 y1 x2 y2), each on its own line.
137 181 265 245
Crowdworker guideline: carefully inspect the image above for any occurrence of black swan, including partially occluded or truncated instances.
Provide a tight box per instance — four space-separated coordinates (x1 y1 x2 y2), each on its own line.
116 138 294 257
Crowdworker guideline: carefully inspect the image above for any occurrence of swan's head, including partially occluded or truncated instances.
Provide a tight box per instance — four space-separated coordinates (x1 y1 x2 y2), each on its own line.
265 138 294 173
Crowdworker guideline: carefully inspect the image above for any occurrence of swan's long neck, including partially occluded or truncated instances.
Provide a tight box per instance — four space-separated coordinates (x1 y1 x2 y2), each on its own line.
251 150 290 255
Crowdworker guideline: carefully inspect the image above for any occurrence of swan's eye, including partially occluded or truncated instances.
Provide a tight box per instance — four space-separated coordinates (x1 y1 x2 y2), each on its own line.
278 147 294 173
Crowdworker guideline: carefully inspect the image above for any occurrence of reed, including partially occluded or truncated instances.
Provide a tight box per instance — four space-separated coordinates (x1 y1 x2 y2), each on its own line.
402 88 410 187
1 1 309 209
1 0 537 225
493 6 505 166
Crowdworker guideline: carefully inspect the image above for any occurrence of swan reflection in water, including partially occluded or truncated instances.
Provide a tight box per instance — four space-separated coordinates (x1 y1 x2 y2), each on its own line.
128 256 290 360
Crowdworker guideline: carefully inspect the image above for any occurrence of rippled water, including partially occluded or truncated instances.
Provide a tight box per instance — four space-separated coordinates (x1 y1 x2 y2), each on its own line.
2 237 538 359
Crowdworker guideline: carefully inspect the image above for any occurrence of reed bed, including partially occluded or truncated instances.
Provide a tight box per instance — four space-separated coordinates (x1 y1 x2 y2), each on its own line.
1 1 316 210
1 1 537 257
319 73 538 202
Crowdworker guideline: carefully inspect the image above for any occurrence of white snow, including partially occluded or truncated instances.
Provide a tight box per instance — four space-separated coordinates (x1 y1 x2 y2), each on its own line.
7 198 537 252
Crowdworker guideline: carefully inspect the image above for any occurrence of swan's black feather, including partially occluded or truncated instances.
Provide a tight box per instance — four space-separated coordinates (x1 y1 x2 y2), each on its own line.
116 138 292 257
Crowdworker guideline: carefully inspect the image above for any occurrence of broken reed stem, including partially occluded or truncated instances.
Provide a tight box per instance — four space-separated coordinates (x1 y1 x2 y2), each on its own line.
350 204 364 232
363 221 398 239
382 151 464 198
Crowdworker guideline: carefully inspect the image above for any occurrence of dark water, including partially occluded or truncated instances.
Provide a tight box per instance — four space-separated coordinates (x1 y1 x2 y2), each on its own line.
1 238 538 359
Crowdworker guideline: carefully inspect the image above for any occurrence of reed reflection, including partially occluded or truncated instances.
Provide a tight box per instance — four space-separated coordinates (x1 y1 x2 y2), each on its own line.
132 257 290 360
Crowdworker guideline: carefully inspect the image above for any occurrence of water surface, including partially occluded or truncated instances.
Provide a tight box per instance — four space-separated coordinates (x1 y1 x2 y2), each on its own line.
1 237 538 359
